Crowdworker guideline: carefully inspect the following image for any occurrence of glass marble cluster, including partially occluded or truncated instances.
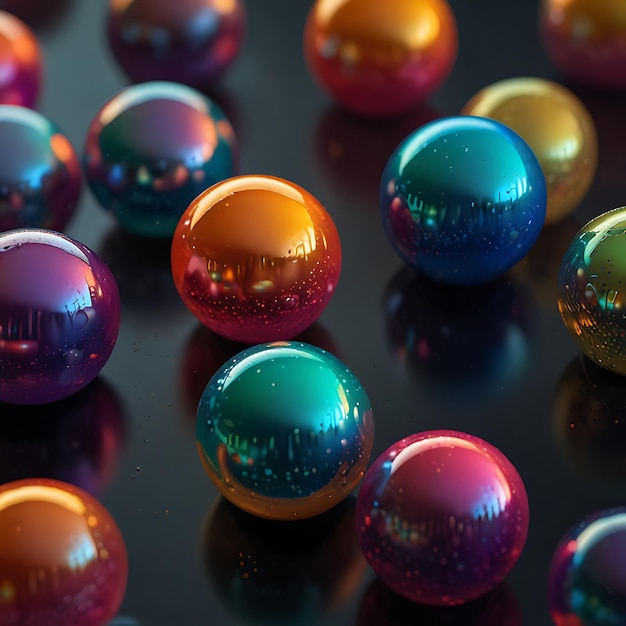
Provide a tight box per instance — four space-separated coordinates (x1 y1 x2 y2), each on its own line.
0 478 128 626
0 229 121 405
380 115 547 285
0 11 41 108
541 0 626 90
303 0 458 117
196 341 375 520
462 77 598 225
558 207 626 375
548 508 626 625
355 430 529 606
0 106 82 233
84 81 236 238
171 175 342 344
107 0 246 88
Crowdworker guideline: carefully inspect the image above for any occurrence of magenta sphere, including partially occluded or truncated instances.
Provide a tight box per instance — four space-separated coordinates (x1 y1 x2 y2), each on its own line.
107 0 246 88
0 229 121 405
0 11 42 108
355 430 529 606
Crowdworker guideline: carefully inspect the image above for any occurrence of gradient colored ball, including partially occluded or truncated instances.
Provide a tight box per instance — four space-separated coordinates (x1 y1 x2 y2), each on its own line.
0 229 121 405
548 508 626 625
461 77 598 224
0 105 82 233
303 0 457 118
540 0 626 91
0 11 42 108
171 175 342 343
196 341 375 520
0 478 128 626
558 206 626 375
355 430 529 606
380 116 547 286
84 81 236 238
107 0 245 87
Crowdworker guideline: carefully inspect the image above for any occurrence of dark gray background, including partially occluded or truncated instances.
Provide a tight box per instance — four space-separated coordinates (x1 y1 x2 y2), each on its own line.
6 1 626 624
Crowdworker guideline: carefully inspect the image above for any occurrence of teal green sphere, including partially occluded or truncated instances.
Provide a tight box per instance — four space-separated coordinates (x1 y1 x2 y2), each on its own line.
196 341 375 520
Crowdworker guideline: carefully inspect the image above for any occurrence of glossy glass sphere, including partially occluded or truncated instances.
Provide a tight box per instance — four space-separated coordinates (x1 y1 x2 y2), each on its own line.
540 0 626 91
462 77 598 224
558 207 626 375
548 508 626 625
0 11 42 108
0 478 128 626
171 175 342 344
355 430 529 606
107 0 245 87
196 341 375 520
0 105 82 233
84 81 236 238
0 229 121 405
380 116 547 286
303 0 457 118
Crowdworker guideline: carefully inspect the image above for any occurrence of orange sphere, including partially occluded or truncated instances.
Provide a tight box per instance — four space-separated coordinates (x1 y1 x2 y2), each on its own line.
171 175 342 343
0 478 128 626
303 0 458 117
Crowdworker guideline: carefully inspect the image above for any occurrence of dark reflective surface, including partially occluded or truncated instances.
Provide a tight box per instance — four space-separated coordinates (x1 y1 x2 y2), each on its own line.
1 1 623 624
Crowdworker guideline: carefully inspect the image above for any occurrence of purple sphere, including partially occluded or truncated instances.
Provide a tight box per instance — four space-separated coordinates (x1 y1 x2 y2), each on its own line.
0 229 121 405
355 430 529 606
107 0 246 88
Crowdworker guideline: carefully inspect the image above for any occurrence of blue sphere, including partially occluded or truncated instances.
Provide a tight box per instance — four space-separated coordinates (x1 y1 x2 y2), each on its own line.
380 115 547 286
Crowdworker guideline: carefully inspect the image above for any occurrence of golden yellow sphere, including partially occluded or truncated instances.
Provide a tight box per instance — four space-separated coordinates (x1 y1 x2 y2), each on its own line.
461 77 598 224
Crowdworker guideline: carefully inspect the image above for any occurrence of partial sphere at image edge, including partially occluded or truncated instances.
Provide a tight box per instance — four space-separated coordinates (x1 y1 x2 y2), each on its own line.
171 175 342 344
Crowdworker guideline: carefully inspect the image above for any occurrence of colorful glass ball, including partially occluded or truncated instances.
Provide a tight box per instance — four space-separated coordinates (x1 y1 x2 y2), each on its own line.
107 0 246 88
355 430 529 606
548 508 626 625
0 11 42 108
461 77 598 224
196 341 375 520
171 175 342 344
0 478 128 626
0 105 82 233
558 206 626 376
0 229 121 405
540 0 626 91
380 115 547 286
84 81 236 238
303 0 458 118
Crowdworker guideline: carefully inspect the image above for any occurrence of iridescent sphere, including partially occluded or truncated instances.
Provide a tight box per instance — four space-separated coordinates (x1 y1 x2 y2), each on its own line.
171 175 342 344
196 341 375 520
84 81 236 238
380 116 547 286
461 77 598 224
548 507 626 625
0 11 42 108
303 0 457 118
0 478 128 626
355 430 529 606
0 105 82 233
107 0 245 87
558 206 626 375
0 229 121 405
540 0 626 91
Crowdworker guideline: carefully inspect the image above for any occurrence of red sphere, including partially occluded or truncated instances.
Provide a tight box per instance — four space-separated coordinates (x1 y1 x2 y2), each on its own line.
0 11 42 108
355 430 529 606
303 0 458 118
0 478 128 626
